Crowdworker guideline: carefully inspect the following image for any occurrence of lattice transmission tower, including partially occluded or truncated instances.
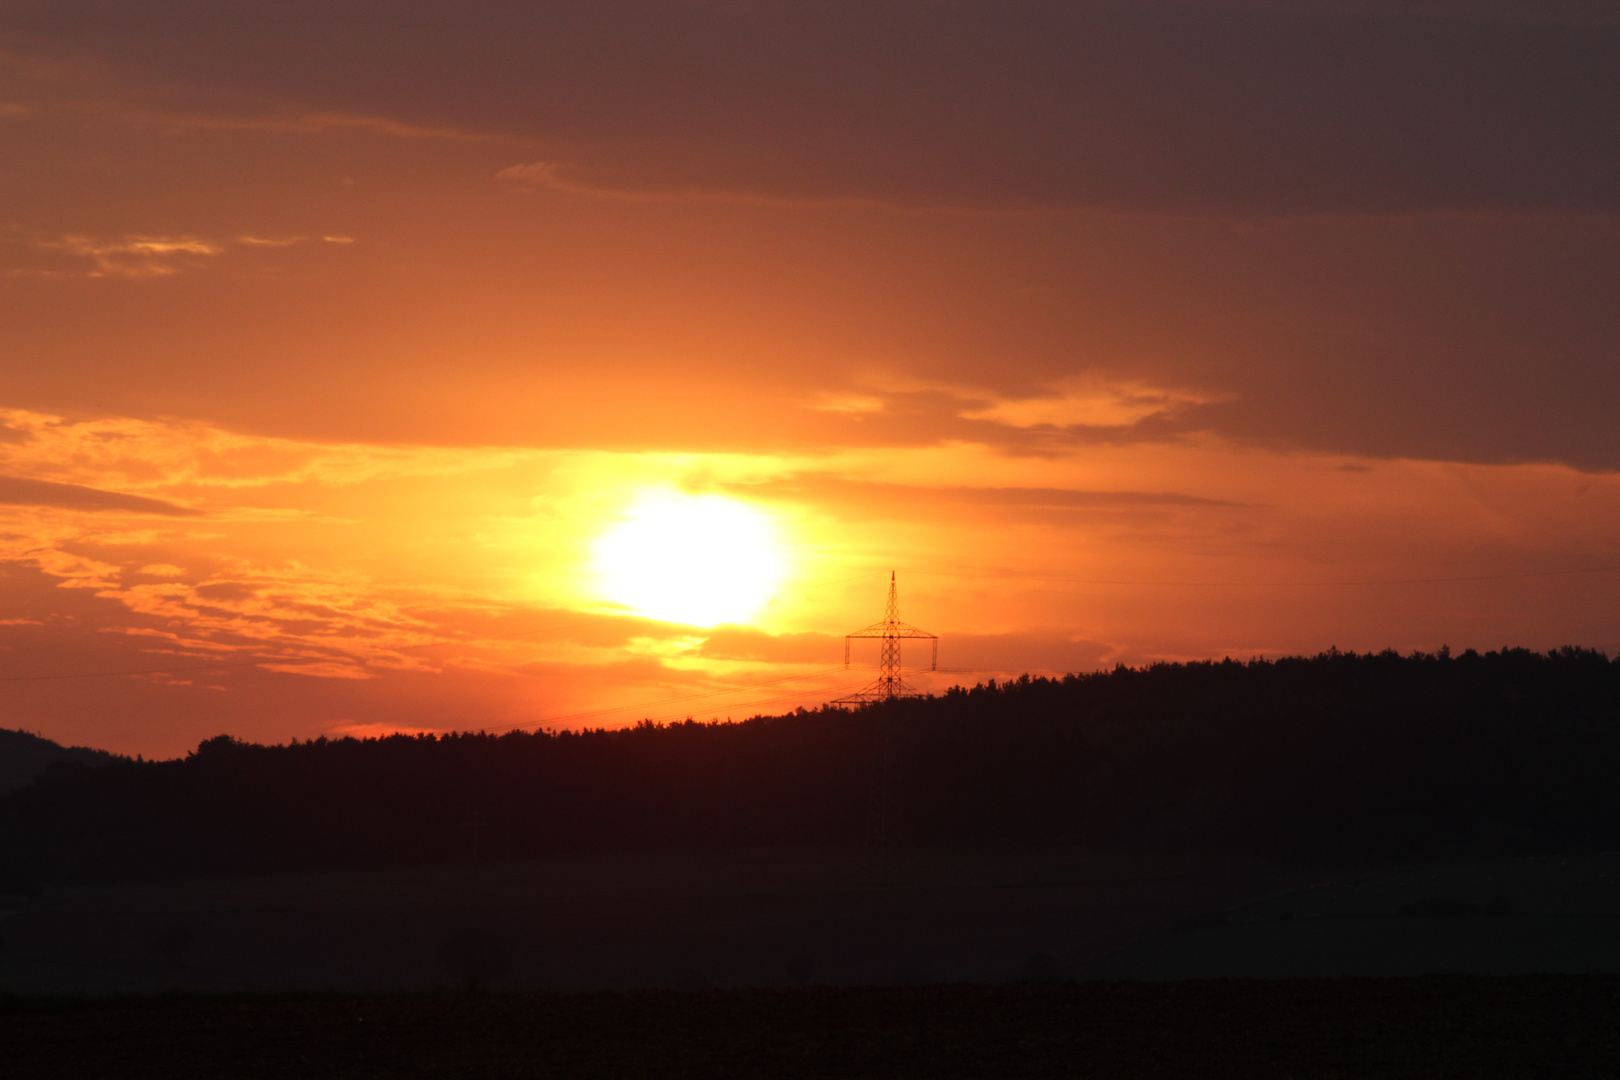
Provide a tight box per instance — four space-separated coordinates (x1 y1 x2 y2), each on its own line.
834 572 937 704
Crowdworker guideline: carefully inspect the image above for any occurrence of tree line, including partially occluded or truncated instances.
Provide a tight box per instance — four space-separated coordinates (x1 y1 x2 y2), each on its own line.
4 646 1620 886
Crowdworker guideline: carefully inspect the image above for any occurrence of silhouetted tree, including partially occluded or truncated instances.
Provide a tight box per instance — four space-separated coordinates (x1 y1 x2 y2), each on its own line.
2 648 1618 883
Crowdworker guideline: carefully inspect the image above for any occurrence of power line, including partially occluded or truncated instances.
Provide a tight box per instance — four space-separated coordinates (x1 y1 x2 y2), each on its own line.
933 667 1085 675
486 665 854 733
0 656 315 684
393 616 618 651
13 560 1610 691
513 666 847 727
898 563 1620 589
0 618 618 686
385 571 888 652
637 679 874 724
0 571 888 685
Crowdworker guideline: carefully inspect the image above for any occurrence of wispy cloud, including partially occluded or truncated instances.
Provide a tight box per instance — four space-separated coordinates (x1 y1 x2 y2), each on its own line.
493 160 996 215
127 107 506 143
798 376 1233 455
235 235 305 248
961 380 1229 431
0 408 529 492
0 228 355 279
0 475 200 516
46 234 222 277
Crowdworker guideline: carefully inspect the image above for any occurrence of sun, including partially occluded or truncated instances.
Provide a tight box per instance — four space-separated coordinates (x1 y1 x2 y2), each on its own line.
590 491 787 627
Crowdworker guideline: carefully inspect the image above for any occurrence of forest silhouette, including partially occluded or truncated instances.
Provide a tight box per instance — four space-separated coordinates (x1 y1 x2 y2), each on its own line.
5 647 1620 886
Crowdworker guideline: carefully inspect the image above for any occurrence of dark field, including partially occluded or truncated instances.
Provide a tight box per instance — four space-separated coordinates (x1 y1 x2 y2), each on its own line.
6 848 1620 995
5 976 1619 1079
6 654 1620 1074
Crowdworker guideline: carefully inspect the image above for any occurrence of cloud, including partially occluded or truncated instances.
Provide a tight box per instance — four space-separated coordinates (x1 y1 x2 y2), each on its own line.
0 475 201 515
122 107 496 143
256 659 375 679
725 477 1243 527
46 234 223 277
0 561 625 755
798 377 1238 455
235 235 304 247
6 1 1619 216
0 226 358 279
695 627 841 664
960 381 1228 430
495 158 915 212
0 408 534 493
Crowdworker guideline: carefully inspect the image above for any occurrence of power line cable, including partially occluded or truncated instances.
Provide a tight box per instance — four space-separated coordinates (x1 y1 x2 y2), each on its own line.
0 571 886 685
932 667 1087 675
0 656 309 684
485 665 854 733
384 571 886 652
897 563 1620 589
635 680 874 725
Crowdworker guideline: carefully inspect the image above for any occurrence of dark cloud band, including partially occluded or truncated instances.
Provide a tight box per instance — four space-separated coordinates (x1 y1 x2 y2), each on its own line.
0 475 200 516
6 1 1619 215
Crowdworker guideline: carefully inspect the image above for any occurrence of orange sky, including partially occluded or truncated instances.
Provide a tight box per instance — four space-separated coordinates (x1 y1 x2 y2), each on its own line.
3 2 1620 756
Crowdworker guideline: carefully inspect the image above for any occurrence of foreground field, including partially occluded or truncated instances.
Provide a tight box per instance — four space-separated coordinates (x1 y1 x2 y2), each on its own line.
4 976 1618 1078
4 847 1620 994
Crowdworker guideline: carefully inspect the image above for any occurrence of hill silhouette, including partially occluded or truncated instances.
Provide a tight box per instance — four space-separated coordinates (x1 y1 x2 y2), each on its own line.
0 728 118 795
3 647 1619 886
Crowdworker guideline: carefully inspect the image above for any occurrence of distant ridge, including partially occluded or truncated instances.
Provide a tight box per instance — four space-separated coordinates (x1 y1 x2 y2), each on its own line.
6 648 1620 887
0 728 117 793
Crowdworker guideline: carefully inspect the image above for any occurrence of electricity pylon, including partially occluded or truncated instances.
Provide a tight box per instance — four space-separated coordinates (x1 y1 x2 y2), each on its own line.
834 572 937 704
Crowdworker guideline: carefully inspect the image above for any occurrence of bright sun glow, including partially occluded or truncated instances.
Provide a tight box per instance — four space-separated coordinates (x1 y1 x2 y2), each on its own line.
591 491 787 627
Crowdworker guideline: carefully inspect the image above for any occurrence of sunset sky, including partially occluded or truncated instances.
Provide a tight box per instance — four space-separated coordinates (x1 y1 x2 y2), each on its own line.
3 1 1620 757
